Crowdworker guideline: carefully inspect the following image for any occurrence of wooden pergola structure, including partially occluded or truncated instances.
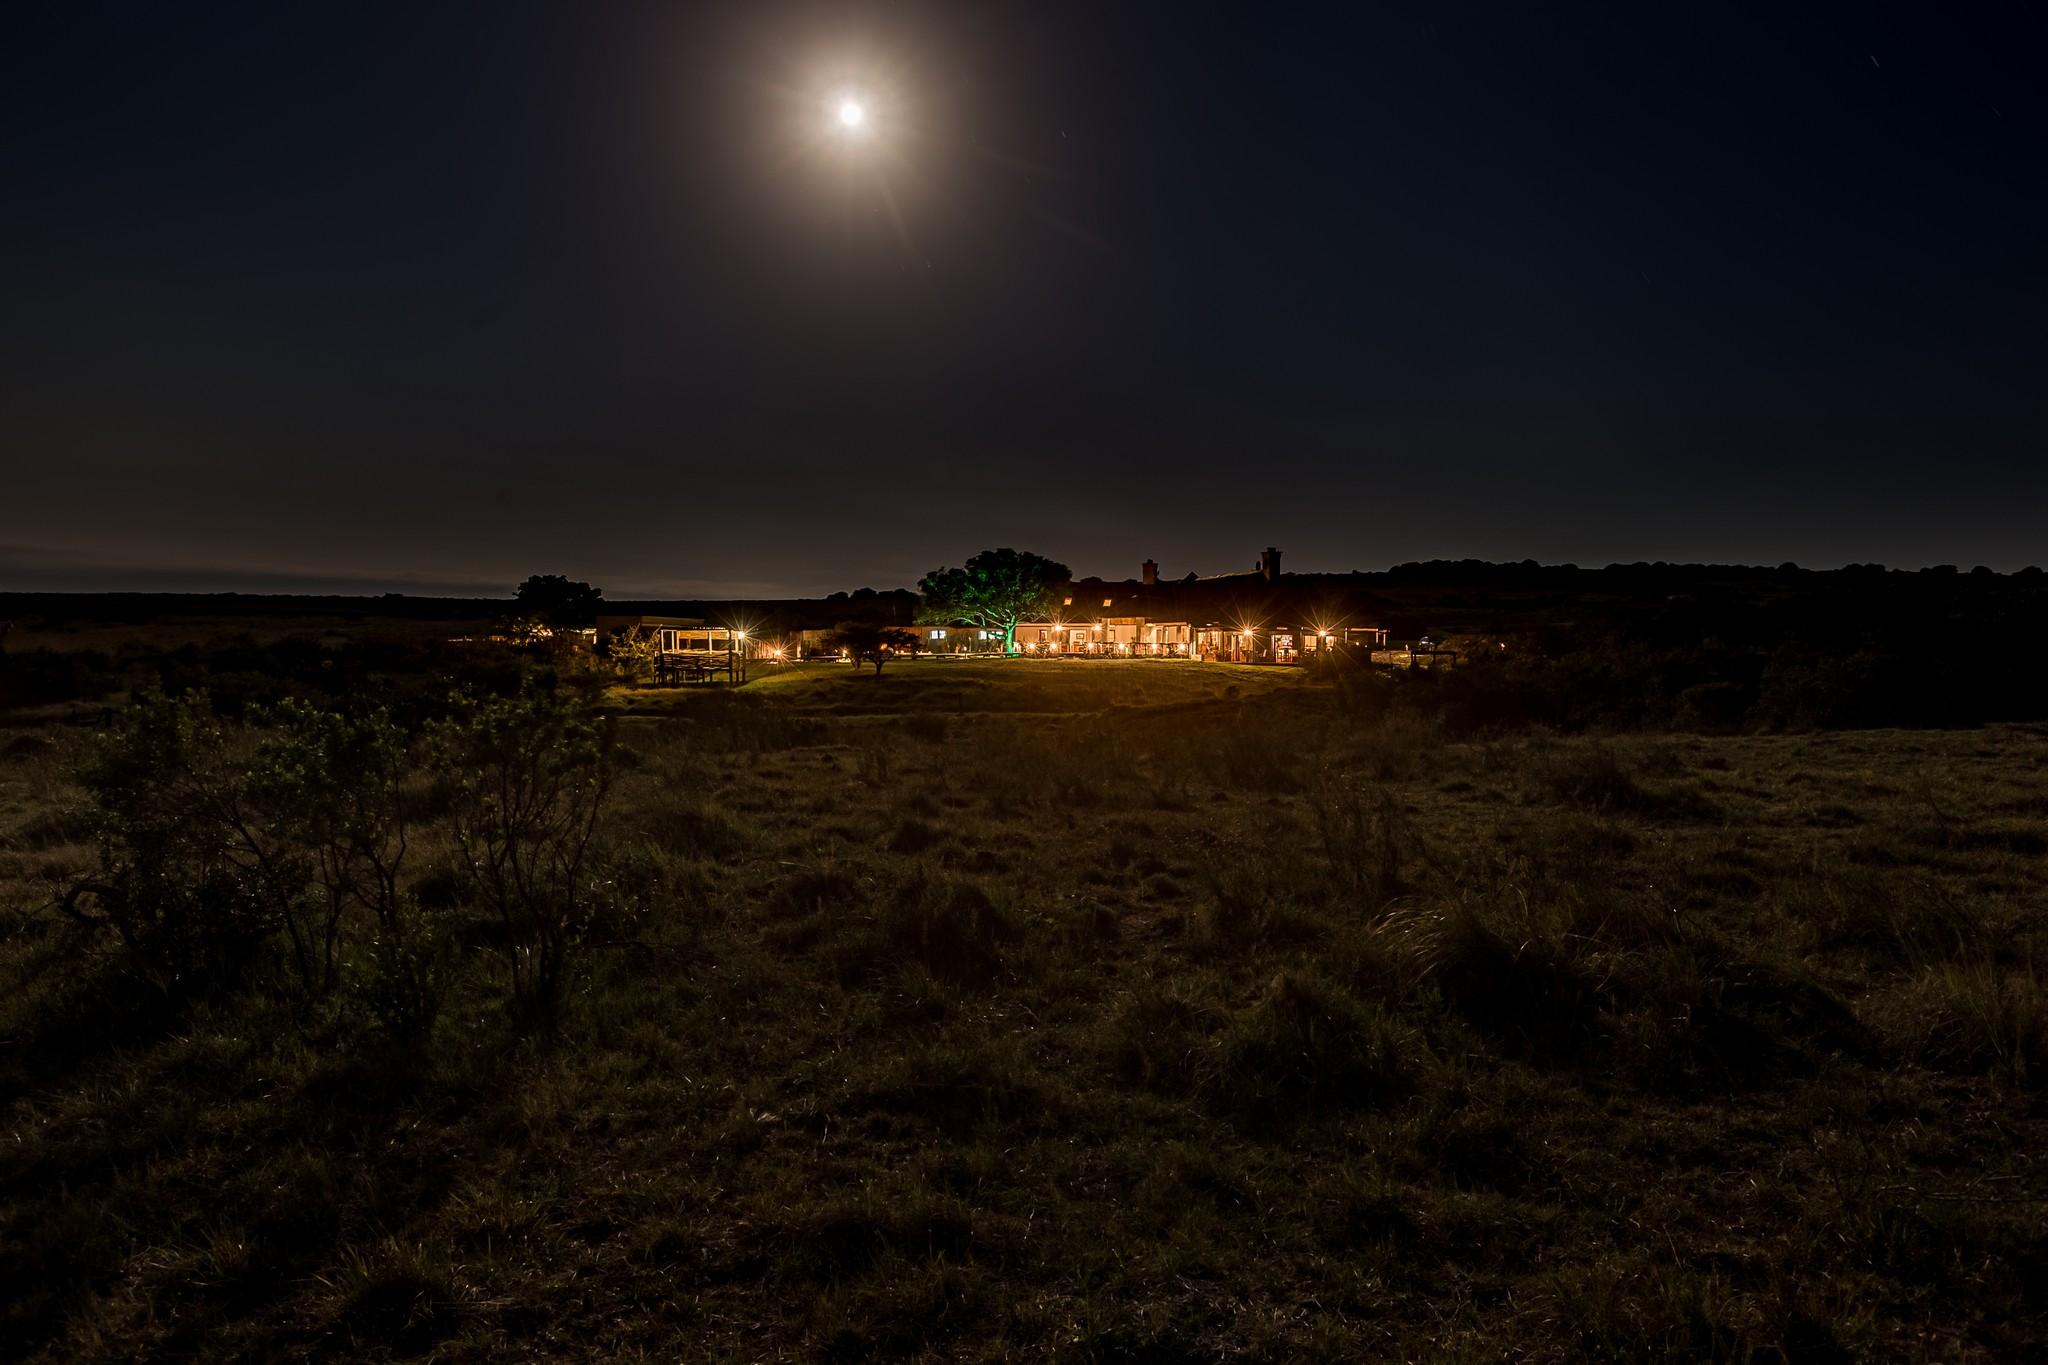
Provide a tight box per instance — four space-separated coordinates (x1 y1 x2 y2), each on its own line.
596 615 750 685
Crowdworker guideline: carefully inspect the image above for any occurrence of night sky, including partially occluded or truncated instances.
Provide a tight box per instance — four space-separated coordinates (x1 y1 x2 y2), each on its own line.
4 2 2044 597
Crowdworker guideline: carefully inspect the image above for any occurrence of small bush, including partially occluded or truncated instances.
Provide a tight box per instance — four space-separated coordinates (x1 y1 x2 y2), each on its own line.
1543 1262 1758 1363
1206 972 1413 1124
332 1241 459 1355
764 866 861 921
1776 869 1983 970
840 876 1018 987
4 805 94 852
887 816 942 854
64 693 276 997
1213 725 1300 793
1528 742 1718 821
1878 963 2047 1088
1532 743 1654 813
848 1033 1044 1139
1191 861 1326 958
1357 709 1434 781
856 743 893 789
633 796 749 861
1618 943 1869 1089
1380 898 1600 1064
1105 986 1215 1094
792 1186 981 1282
1306 771 1404 904
428 689 618 1020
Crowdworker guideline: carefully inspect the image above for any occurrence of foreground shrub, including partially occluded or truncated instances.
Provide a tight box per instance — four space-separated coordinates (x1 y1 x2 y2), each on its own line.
429 690 618 1019
65 693 276 997
61 692 456 1031
243 701 425 1007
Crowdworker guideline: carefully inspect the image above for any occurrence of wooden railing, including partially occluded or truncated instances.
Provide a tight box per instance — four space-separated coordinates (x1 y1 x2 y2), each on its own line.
652 652 735 686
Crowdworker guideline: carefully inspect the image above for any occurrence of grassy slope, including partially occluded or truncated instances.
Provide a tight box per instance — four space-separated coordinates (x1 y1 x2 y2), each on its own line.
3 662 2047 1360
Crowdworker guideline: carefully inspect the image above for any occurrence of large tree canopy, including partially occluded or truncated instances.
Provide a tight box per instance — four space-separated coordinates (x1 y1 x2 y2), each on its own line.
917 549 1070 655
514 574 603 625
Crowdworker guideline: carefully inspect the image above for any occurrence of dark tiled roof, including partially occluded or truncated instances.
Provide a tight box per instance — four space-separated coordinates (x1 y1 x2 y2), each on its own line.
1043 573 1388 629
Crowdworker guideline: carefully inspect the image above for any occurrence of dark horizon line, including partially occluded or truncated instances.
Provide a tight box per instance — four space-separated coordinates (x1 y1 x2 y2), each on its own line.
4 555 2044 610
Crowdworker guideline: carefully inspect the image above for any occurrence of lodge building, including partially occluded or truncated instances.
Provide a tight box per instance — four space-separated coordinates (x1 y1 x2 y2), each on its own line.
919 548 1391 664
600 548 1394 669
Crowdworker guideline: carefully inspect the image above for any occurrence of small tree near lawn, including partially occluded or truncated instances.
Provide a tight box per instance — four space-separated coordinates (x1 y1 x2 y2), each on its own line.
601 625 661 685
830 622 919 676
917 549 1070 655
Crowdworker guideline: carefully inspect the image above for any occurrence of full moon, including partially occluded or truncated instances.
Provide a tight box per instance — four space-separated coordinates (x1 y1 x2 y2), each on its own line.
835 98 866 130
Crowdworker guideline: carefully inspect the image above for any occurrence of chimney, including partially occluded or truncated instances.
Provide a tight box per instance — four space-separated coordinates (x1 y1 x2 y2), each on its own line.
1260 546 1282 582
1141 559 1158 588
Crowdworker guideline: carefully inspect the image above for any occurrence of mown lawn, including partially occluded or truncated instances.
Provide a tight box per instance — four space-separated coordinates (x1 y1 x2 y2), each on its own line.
607 656 1300 717
3 665 2046 1360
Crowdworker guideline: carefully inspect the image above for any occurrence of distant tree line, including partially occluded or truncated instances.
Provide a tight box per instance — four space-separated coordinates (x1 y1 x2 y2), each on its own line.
0 631 596 721
5 562 2046 731
1346 567 2048 733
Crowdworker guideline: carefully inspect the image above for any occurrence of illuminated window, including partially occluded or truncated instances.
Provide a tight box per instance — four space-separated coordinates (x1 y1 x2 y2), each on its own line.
1105 629 1117 642
1063 597 1072 606
930 629 945 639
1102 598 1113 607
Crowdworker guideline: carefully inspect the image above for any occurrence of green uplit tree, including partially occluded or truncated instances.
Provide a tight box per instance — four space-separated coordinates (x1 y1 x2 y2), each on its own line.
917 548 1070 656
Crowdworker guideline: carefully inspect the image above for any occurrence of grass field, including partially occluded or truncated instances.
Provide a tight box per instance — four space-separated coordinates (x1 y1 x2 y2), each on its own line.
3 660 2046 1360
610 657 1300 716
